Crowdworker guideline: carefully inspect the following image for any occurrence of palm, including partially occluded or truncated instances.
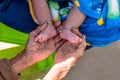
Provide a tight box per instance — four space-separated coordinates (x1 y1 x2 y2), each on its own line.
54 36 86 64
25 37 57 61
24 23 62 62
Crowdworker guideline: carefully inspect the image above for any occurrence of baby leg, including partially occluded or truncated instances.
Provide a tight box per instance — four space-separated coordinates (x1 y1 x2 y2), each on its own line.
35 22 57 42
60 28 81 43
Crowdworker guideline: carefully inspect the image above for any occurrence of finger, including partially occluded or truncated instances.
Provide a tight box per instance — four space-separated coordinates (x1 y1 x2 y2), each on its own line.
54 21 61 28
77 35 87 52
71 28 82 38
54 34 62 43
55 40 66 49
57 25 63 33
36 23 48 34
30 23 47 37
56 21 65 33
82 35 86 46
73 35 86 59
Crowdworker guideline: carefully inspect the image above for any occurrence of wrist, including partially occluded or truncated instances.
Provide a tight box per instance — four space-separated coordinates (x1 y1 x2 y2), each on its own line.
10 50 26 65
11 50 35 74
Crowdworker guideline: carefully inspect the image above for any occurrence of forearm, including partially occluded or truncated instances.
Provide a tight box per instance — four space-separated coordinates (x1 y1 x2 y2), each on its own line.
43 57 76 80
64 5 86 29
0 59 19 80
10 50 35 74
32 0 52 25
43 63 71 80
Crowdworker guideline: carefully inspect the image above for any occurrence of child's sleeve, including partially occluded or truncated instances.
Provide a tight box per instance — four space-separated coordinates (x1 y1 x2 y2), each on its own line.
73 0 102 19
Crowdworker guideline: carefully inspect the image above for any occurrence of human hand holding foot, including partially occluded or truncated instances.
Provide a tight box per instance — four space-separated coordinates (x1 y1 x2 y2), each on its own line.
35 20 57 42
57 21 82 43
24 22 64 63
10 23 63 74
43 28 86 80
60 27 82 43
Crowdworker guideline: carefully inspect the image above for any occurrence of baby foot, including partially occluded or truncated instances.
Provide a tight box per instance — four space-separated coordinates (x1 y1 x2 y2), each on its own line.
60 29 81 43
35 24 57 42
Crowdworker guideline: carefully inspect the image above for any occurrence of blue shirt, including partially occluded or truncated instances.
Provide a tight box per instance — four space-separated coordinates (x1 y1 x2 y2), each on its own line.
75 0 120 46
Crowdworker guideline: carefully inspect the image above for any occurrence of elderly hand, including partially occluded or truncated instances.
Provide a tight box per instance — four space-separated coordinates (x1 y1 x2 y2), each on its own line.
43 28 86 80
55 35 86 64
54 28 86 80
24 23 63 63
53 38 86 80
10 23 64 74
55 28 86 63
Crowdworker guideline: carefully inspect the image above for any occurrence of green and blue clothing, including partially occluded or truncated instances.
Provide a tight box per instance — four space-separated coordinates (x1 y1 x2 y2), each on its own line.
0 0 120 71
49 0 120 47
75 0 120 46
1 0 120 47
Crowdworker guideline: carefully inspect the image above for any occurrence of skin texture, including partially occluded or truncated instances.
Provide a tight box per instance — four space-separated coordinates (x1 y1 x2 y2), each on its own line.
10 22 86 80
32 0 57 42
43 28 86 80
60 5 86 43
10 23 63 74
32 0 86 43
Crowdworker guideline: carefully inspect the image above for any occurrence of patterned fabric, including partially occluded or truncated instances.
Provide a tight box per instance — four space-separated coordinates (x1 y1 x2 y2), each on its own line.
74 0 120 46
6 0 119 47
48 0 73 21
28 0 72 22
107 0 120 29
49 0 120 46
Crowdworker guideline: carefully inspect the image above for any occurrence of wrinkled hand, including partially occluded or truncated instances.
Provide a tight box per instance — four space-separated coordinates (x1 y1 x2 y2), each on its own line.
53 28 86 80
24 23 63 63
55 36 86 63
55 28 86 64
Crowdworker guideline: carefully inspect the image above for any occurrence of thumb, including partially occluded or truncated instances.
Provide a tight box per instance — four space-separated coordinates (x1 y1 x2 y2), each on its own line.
54 21 61 28
29 23 47 37
71 28 82 38
36 23 47 33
